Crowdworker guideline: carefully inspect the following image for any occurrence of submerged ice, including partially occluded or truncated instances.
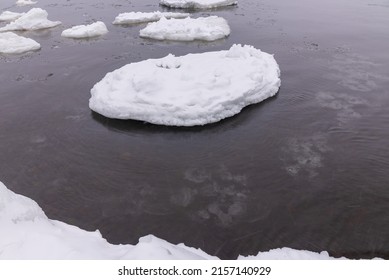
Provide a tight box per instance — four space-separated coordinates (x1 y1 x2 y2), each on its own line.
89 44 281 126
160 0 238 9
139 16 230 41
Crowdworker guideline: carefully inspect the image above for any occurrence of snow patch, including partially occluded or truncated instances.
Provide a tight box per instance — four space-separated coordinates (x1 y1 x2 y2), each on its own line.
160 0 237 9
0 11 25 22
0 32 40 54
0 8 61 32
89 44 281 126
140 16 230 41
113 11 189 25
61 21 108 39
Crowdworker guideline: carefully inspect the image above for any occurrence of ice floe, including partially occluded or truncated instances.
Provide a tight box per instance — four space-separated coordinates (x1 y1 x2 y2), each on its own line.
113 11 189 25
0 181 360 259
16 0 37 6
0 32 40 54
0 8 61 32
0 11 25 22
160 0 237 9
61 21 108 39
89 44 281 126
140 16 230 41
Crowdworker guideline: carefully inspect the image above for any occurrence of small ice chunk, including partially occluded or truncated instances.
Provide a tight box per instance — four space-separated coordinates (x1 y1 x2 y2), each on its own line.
140 16 230 41
89 44 281 126
61 21 108 39
0 8 61 32
113 11 189 25
160 0 238 9
0 32 40 54
0 11 25 22
16 0 37 6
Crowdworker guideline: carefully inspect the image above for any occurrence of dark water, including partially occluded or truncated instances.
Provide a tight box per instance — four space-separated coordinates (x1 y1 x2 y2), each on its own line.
1 0 389 259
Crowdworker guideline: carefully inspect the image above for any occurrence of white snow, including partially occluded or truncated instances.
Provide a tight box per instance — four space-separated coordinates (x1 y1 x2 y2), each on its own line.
0 32 40 54
0 8 61 32
140 16 230 41
0 181 363 259
16 0 37 6
0 11 25 22
160 0 237 9
89 44 281 126
113 11 190 25
61 21 108 39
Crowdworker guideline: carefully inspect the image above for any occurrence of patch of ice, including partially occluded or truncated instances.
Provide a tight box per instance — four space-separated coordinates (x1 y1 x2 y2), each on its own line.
113 11 189 25
61 21 108 39
0 11 25 22
16 0 37 6
0 8 61 32
140 16 230 41
0 32 40 54
160 0 237 9
89 44 281 126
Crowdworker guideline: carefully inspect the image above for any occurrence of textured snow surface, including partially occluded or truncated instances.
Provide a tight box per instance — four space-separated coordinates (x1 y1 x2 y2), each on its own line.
61 21 108 38
0 32 40 54
0 8 61 32
0 11 25 22
113 11 189 25
0 181 358 259
140 16 230 41
160 0 237 9
16 0 37 6
89 44 281 126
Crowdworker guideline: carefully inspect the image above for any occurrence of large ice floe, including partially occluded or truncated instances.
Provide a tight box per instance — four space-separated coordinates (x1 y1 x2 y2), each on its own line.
0 11 25 22
140 16 230 41
113 11 189 25
0 181 348 259
0 32 40 54
0 8 61 32
16 0 37 6
160 0 237 9
89 44 281 126
61 21 108 39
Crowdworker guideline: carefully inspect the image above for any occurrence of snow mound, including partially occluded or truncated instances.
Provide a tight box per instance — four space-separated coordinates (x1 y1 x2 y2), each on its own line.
140 16 230 41
0 8 61 32
160 0 237 9
89 44 281 126
16 0 37 6
0 32 40 54
0 11 25 22
61 21 108 39
113 11 189 25
238 248 346 260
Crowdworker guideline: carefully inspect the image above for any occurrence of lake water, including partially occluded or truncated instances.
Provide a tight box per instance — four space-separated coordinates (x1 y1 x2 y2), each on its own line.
1 0 389 259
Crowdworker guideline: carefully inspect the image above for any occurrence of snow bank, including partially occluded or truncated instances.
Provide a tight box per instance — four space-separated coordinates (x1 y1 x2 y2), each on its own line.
0 11 25 22
113 11 189 25
89 44 281 126
0 32 40 54
160 0 237 9
16 0 37 6
140 16 230 41
0 8 61 32
61 21 108 39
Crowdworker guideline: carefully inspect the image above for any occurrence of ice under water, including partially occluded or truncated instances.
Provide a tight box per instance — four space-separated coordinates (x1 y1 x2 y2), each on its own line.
1 0 389 259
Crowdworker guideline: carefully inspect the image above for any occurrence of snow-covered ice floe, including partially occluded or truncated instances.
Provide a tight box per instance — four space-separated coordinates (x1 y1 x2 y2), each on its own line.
61 21 108 39
160 0 237 9
0 8 61 32
113 11 189 25
140 16 230 41
0 11 25 22
0 181 358 259
89 44 281 126
16 0 37 6
0 32 40 54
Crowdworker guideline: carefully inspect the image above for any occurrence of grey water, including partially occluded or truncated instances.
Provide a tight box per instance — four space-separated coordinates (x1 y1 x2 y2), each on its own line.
1 0 389 259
